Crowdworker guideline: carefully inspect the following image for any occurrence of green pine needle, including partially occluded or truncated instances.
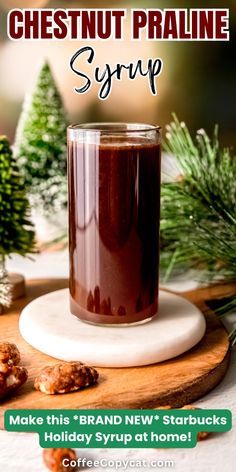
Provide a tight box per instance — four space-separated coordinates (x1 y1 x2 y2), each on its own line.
161 115 236 345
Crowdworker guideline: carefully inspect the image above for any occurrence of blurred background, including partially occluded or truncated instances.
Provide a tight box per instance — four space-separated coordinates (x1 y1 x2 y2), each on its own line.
0 0 235 145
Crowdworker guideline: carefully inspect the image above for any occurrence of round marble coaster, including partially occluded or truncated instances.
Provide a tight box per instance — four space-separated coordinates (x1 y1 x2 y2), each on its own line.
19 289 206 368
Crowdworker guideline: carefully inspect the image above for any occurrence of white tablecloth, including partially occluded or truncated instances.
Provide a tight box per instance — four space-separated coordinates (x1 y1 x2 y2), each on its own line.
0 252 235 472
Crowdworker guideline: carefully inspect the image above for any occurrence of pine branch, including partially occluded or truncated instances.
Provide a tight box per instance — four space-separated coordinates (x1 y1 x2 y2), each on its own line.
161 115 236 281
161 116 236 345
230 327 236 346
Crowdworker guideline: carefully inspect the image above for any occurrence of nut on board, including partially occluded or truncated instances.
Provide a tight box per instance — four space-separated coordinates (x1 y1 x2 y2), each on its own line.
34 361 99 395
0 342 21 374
0 365 28 400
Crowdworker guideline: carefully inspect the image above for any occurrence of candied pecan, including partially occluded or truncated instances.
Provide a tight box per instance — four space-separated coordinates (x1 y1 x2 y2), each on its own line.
154 406 172 409
197 431 211 441
34 361 99 395
0 342 20 374
0 365 28 400
43 448 78 471
180 405 211 441
180 404 199 410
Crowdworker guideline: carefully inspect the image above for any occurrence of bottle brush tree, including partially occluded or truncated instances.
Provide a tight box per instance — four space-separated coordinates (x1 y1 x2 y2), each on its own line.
0 135 35 311
14 61 68 214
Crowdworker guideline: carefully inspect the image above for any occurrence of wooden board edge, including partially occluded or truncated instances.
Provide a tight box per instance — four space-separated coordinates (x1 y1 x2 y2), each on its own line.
135 349 231 409
0 349 231 430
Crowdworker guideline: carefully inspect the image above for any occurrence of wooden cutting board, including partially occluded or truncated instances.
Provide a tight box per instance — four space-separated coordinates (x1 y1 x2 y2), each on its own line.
0 278 231 429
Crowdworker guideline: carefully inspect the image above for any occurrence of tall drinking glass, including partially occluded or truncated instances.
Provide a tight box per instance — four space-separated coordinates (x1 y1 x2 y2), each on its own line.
67 123 161 325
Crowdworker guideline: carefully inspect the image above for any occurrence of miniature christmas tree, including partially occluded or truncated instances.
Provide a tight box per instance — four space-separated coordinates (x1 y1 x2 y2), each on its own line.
0 136 35 310
0 264 12 312
14 61 68 214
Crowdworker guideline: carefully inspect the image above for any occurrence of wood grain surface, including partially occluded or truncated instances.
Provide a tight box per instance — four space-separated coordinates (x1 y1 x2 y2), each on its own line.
0 279 231 429
9 273 26 300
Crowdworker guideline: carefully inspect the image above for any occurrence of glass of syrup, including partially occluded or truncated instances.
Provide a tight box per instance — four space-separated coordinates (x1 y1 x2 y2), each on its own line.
67 123 161 325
